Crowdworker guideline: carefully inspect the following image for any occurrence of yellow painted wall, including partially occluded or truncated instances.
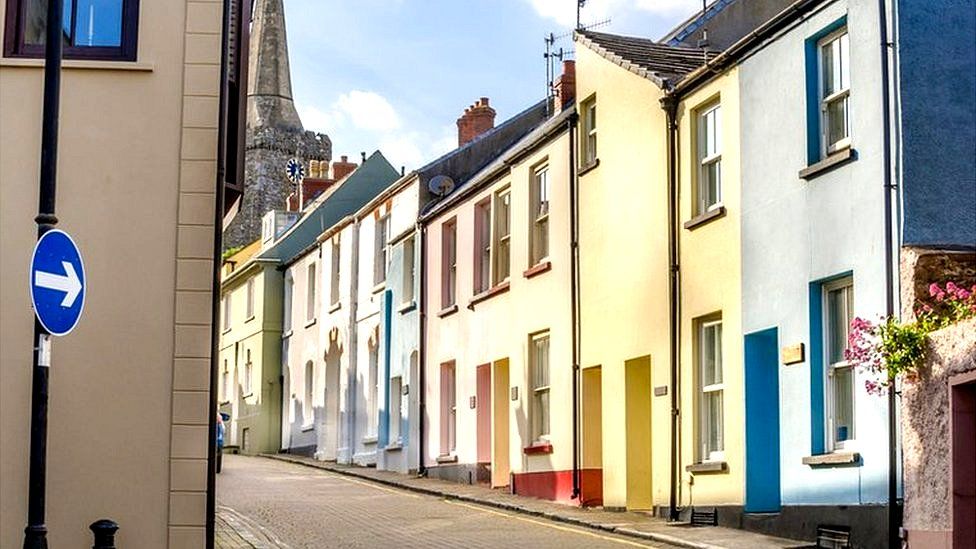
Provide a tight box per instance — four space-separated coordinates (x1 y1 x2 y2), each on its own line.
574 43 673 510
673 69 744 506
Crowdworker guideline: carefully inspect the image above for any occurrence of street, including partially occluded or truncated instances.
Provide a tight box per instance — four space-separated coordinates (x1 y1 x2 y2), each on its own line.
216 455 676 549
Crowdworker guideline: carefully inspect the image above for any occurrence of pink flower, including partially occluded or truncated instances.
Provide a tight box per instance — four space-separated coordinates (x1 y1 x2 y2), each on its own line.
929 282 943 297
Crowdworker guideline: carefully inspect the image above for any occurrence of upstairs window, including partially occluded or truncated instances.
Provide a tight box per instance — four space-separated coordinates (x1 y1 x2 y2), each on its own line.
819 29 851 155
374 215 390 286
306 263 316 323
222 293 232 332
243 349 253 395
530 166 550 265
3 0 141 61
492 188 511 285
283 274 293 332
245 278 255 319
441 219 457 309
474 200 491 294
330 239 341 307
402 236 416 304
581 96 597 166
696 103 722 215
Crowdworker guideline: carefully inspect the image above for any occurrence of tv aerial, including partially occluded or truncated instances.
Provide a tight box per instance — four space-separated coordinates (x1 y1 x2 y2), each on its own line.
428 175 456 197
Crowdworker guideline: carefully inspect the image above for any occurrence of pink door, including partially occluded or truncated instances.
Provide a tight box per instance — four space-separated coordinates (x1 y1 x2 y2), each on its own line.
477 364 491 464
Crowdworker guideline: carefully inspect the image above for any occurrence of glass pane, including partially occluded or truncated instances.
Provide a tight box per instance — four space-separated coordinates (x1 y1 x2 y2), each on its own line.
75 0 123 46
713 323 723 383
701 324 717 386
497 239 510 281
822 39 836 97
537 390 549 437
701 160 721 210
827 285 850 364
535 218 549 262
826 96 849 148
832 365 854 442
703 390 724 454
839 33 850 89
713 106 721 154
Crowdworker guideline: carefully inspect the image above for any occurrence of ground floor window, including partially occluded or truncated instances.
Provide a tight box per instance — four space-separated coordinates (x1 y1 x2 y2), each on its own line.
824 278 855 451
530 332 550 441
698 317 724 462
389 375 403 444
440 361 456 455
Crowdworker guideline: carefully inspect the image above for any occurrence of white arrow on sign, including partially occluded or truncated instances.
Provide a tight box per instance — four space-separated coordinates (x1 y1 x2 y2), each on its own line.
34 261 82 308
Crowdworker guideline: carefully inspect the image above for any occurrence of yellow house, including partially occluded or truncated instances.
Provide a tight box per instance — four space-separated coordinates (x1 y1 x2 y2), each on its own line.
218 218 289 455
670 68 744 510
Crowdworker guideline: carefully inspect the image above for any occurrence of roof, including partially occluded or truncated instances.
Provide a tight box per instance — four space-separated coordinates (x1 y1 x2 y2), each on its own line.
659 0 736 46
575 29 713 86
422 106 575 221
258 151 399 265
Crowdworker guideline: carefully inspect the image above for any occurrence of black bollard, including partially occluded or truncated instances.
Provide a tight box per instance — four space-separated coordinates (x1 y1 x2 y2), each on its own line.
89 519 118 549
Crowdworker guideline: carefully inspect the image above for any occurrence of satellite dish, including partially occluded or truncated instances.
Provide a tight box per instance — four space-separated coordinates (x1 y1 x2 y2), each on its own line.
428 175 455 197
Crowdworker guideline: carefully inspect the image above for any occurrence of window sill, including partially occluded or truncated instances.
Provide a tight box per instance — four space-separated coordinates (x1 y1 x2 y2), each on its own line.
683 206 727 230
329 302 341 313
385 442 403 452
305 318 317 329
523 261 552 279
0 58 155 71
799 147 856 180
685 461 728 474
398 300 417 314
372 282 386 295
435 454 458 464
578 159 600 177
469 281 511 308
523 442 553 455
438 304 459 318
301 423 315 433
245 315 255 323
362 435 378 445
802 452 861 467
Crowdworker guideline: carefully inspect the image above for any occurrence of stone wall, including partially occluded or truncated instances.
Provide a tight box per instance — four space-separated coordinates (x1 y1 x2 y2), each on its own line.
902 317 976 546
900 246 976 321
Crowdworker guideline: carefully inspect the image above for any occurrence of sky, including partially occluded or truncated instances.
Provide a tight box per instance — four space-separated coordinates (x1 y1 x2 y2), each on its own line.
282 0 707 171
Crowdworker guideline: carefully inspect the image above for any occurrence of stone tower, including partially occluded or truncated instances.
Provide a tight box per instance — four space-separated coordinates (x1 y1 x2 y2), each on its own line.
223 0 331 249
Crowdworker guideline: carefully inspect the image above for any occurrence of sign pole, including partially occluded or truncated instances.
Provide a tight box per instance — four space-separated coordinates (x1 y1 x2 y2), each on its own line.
24 0 63 547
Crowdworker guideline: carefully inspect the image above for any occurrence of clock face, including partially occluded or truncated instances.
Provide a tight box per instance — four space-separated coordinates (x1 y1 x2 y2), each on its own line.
286 158 305 183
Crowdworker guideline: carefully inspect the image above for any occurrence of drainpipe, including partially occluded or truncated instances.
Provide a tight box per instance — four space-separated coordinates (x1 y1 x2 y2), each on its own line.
661 94 681 522
568 111 581 501
347 223 360 462
418 222 428 476
877 0 901 546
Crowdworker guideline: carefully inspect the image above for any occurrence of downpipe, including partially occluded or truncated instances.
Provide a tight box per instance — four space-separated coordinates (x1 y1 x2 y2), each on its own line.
568 111 581 501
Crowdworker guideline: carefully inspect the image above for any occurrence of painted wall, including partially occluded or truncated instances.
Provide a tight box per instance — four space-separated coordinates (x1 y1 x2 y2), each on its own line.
896 0 976 248
574 43 671 510
739 0 890 508
0 0 224 546
218 261 283 454
674 69 745 507
423 128 576 499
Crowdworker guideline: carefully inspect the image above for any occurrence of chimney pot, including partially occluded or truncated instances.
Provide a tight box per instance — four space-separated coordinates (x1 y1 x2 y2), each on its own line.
341 155 347 162
554 60 577 114
457 96 497 147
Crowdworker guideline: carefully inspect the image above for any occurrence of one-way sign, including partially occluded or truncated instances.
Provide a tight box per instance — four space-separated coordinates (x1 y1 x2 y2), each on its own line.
30 229 85 336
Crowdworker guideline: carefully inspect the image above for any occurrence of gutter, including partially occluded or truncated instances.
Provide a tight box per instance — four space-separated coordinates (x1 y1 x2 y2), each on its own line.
418 221 428 476
660 95 682 522
568 111 581 501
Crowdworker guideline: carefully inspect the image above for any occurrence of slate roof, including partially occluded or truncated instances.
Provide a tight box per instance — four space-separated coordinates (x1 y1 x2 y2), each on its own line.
575 29 713 85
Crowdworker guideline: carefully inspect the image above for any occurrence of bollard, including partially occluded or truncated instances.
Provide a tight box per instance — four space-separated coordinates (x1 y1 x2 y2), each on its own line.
89 519 118 549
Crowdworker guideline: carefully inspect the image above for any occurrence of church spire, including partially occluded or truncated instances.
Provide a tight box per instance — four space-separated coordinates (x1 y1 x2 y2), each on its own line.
247 0 304 132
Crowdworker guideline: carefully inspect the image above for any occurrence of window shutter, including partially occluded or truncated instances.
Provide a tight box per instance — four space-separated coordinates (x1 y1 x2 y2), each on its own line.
220 0 252 215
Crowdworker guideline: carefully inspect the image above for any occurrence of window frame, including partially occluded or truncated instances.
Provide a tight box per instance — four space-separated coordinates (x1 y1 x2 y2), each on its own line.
374 215 390 286
474 199 492 294
695 102 723 216
330 238 341 307
402 236 416 304
823 278 855 452
306 262 317 324
817 28 852 156
3 0 141 61
530 164 550 266
492 187 511 285
389 375 403 444
283 273 293 333
441 219 457 309
440 361 457 455
530 331 551 442
367 342 379 438
245 278 255 319
581 96 597 166
303 361 314 426
698 318 724 462
221 293 232 332
243 349 253 396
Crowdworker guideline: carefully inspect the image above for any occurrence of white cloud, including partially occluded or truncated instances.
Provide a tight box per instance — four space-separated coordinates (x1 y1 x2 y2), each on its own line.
297 104 338 134
335 90 401 132
528 0 702 28
379 125 457 172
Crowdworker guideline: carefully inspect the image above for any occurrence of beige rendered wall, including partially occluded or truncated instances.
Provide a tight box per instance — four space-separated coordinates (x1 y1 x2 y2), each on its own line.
0 0 224 547
673 70 745 506
574 43 671 510
423 131 574 480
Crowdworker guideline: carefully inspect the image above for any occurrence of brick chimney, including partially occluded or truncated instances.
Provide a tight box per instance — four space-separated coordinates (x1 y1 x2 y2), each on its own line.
332 155 358 181
554 60 576 113
287 176 336 211
457 97 496 147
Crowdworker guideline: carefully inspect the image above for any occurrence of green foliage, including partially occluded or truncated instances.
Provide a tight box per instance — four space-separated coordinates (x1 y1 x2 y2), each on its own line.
222 246 243 260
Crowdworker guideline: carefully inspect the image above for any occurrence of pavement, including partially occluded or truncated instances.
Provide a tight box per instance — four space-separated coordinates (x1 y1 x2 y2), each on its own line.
217 453 810 549
216 454 684 548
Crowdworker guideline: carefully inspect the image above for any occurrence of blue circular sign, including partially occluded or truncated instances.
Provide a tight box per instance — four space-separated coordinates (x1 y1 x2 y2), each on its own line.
30 229 85 336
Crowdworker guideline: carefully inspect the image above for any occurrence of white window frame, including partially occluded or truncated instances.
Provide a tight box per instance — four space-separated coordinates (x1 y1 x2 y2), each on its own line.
818 28 852 156
696 102 722 215
330 239 341 307
222 293 231 332
582 97 597 165
531 165 550 265
530 332 551 442
442 220 457 308
374 215 390 286
306 262 316 324
698 319 724 462
475 199 491 294
823 278 855 452
243 349 253 396
389 375 403 444
283 273 293 333
367 343 379 438
402 236 416 304
245 278 255 319
493 187 511 285
304 361 314 426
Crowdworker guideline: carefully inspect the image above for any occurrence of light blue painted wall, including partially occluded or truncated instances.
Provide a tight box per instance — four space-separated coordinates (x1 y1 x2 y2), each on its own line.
739 0 890 506
897 0 976 248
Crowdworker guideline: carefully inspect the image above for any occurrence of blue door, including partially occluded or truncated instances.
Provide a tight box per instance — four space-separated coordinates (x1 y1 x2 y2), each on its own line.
744 328 781 513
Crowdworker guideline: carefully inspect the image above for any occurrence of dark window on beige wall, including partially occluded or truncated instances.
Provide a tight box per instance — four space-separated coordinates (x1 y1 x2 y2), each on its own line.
3 0 141 61
530 166 550 265
402 236 415 304
441 219 457 308
493 188 511 284
474 200 491 293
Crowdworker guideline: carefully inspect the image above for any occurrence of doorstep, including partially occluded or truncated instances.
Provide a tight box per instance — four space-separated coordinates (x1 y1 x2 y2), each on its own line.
260 453 806 549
